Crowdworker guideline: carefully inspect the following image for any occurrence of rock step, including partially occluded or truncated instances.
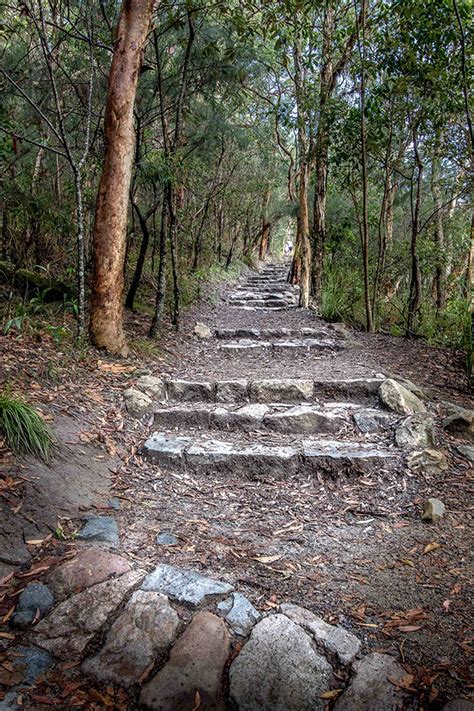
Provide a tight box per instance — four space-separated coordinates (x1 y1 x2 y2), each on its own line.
218 338 342 353
215 327 335 340
229 291 296 301
143 432 397 477
230 303 297 311
153 402 394 435
163 377 384 405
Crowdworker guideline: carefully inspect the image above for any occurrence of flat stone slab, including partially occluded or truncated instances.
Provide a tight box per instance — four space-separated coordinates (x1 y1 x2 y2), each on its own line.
335 653 410 710
34 569 144 658
140 611 230 711
144 433 191 462
250 379 314 402
216 379 249 403
263 405 346 435
217 592 261 636
77 516 119 547
280 604 361 665
141 564 233 605
82 591 179 686
47 548 131 598
353 409 393 433
143 432 395 477
229 614 332 711
166 379 215 402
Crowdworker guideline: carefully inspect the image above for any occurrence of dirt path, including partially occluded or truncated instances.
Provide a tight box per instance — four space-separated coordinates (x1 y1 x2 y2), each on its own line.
0 262 472 709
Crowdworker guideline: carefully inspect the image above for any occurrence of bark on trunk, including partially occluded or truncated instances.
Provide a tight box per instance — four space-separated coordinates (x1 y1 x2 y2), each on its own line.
431 131 446 311
258 189 271 261
89 0 155 355
407 122 423 336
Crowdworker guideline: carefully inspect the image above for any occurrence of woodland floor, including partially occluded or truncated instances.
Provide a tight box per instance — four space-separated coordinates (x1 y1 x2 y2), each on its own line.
0 264 473 709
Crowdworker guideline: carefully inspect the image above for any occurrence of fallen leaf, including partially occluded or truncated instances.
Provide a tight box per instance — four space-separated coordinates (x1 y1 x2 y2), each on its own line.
319 689 342 699
423 542 441 554
192 690 202 711
253 555 281 564
398 625 423 633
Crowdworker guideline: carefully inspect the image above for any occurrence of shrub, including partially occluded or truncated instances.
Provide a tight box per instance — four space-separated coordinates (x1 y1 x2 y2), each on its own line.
0 391 55 461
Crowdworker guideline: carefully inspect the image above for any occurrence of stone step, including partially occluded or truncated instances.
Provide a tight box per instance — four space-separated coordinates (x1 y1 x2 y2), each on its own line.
230 303 297 310
215 327 334 340
229 292 296 302
143 432 397 477
218 338 342 353
152 402 394 435
163 377 384 405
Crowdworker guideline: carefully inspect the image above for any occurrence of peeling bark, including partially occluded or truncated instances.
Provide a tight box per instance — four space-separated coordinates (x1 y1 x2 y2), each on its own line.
89 0 155 355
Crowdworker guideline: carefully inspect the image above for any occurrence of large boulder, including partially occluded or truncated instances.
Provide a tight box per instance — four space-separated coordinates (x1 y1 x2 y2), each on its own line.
335 653 410 710
123 388 153 418
443 410 474 442
229 614 332 711
379 379 426 415
395 415 434 449
135 375 166 400
140 612 230 711
407 448 448 475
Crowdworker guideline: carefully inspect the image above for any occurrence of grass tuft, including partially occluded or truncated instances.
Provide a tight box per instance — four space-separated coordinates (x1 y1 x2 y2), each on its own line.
0 390 55 462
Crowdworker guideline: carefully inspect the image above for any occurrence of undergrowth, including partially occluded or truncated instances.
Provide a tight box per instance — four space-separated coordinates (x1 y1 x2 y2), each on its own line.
0 390 55 461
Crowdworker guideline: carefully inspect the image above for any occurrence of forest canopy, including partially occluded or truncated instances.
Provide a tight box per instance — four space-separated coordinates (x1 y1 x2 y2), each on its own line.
1 0 472 365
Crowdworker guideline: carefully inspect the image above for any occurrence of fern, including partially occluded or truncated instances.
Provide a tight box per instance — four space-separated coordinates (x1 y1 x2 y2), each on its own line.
0 391 55 462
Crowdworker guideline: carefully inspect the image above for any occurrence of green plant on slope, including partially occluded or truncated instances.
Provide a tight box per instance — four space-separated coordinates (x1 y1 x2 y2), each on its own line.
0 391 55 462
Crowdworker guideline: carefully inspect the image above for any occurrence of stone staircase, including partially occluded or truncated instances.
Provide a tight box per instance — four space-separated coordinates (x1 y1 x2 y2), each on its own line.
227 262 298 310
141 375 399 478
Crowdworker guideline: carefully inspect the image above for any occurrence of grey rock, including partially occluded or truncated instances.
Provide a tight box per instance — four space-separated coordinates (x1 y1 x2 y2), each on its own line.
194 322 212 339
216 379 248 403
379 379 426 415
82 591 179 685
220 339 272 351
123 388 153 418
108 497 121 510
217 593 261 636
442 701 474 711
353 409 392 433
135 375 166 400
280 603 361 665
443 409 474 442
407 448 448 475
395 415 434 449
143 433 191 462
4 645 53 686
263 405 345 435
457 444 474 461
34 569 144 657
212 404 270 430
141 564 233 605
167 379 215 402
229 614 332 711
77 516 119 547
249 379 314 402
335 652 410 711
140 611 230 711
422 497 446 522
186 438 235 465
314 378 383 403
303 439 395 473
0 693 19 710
153 404 211 430
12 583 54 628
155 532 179 546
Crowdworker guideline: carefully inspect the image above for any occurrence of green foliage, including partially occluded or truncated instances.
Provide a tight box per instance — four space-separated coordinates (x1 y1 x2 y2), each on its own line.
0 390 55 461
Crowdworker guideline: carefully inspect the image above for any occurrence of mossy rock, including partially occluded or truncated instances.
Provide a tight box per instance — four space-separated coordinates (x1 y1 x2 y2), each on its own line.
0 261 76 302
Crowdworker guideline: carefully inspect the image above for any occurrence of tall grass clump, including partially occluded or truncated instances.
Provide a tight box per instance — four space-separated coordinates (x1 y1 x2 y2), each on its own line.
0 390 55 461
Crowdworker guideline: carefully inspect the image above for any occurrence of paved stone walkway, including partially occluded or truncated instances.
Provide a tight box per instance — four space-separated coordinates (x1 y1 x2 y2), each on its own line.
2 263 473 710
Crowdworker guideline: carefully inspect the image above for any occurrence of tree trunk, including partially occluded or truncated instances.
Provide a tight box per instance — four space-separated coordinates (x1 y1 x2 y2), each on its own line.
150 195 168 338
89 0 155 355
431 130 446 312
258 189 271 261
298 164 312 308
357 0 373 332
407 121 423 336
125 202 151 310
